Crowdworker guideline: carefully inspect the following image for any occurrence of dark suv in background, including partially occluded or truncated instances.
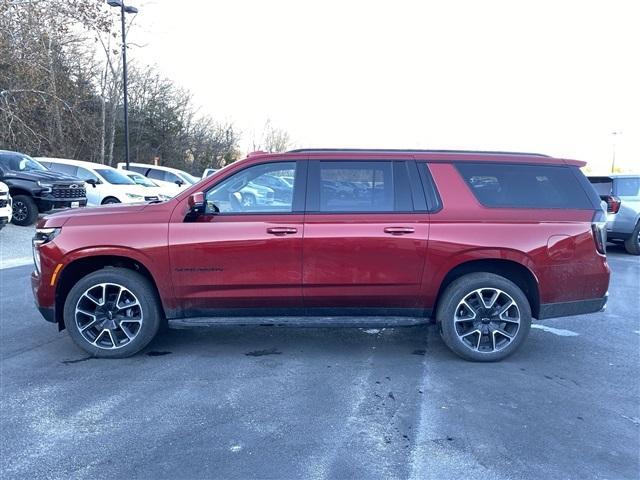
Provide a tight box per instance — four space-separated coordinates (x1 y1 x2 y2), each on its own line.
31 149 609 362
0 150 87 226
588 174 640 254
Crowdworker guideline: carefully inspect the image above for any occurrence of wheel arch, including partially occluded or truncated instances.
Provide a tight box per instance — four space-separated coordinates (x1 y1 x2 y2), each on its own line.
434 258 541 319
54 254 167 330
101 196 120 204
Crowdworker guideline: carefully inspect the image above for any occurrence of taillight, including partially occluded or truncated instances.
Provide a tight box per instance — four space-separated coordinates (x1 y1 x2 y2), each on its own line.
601 195 621 214
591 210 607 255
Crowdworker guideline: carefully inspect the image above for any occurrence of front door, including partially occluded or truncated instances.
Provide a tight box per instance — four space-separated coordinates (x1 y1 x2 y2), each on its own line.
302 160 429 313
169 161 305 316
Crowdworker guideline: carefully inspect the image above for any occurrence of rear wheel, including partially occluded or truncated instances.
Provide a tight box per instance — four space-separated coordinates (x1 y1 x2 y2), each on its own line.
63 268 162 358
624 222 640 255
11 195 38 226
437 273 532 362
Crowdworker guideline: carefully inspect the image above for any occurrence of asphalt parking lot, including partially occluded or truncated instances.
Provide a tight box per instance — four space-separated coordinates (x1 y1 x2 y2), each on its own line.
0 241 638 480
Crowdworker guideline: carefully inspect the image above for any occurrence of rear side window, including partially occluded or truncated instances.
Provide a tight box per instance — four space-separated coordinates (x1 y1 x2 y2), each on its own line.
615 177 640 197
456 163 594 209
128 166 148 175
49 163 78 176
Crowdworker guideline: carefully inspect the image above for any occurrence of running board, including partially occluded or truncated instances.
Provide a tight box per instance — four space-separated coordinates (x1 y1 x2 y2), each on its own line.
168 316 430 329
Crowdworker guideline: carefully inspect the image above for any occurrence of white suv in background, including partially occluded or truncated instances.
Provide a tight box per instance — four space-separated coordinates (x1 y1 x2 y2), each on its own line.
36 158 159 206
117 162 199 196
0 181 11 229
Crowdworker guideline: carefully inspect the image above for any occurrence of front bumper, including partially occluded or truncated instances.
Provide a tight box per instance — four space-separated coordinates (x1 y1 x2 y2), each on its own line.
537 292 608 320
31 270 57 324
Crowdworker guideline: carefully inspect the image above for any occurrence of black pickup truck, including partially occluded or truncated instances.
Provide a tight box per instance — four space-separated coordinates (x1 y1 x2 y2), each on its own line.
0 150 87 226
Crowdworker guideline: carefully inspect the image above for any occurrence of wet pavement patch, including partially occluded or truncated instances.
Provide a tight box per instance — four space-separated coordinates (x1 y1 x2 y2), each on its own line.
245 348 282 357
412 349 426 355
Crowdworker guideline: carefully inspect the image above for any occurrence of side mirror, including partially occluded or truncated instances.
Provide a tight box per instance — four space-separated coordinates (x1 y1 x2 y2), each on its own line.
86 179 98 188
175 179 185 187
188 192 205 215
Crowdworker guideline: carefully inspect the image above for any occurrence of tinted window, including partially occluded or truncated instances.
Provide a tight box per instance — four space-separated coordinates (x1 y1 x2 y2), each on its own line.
95 168 135 185
128 166 148 175
147 168 165 181
206 162 296 213
164 172 181 184
76 167 100 182
457 163 593 209
48 162 78 176
589 177 613 196
318 161 394 212
615 177 640 197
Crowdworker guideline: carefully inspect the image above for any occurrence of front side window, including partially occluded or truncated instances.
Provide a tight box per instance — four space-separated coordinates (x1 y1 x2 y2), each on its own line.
147 169 165 181
457 163 593 209
95 168 136 185
318 161 394 212
76 167 100 183
205 162 296 214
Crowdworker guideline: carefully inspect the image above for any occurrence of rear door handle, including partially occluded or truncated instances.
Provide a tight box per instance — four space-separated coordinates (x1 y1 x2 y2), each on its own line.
384 226 415 235
267 227 298 235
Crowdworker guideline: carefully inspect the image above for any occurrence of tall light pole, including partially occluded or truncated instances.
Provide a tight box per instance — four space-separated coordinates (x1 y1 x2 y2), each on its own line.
611 131 622 173
107 0 138 170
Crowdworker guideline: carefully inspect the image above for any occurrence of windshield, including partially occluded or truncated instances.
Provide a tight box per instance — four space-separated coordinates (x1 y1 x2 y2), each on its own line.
95 168 136 185
0 152 47 172
128 173 157 187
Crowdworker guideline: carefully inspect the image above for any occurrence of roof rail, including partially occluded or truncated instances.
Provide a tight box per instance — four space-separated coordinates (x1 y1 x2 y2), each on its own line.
286 148 550 157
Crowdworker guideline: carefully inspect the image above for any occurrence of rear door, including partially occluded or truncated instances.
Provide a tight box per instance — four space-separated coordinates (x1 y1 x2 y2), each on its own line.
302 159 430 313
169 160 306 315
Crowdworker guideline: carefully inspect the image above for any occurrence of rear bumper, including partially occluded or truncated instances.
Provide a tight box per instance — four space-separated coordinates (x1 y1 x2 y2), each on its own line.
537 292 608 320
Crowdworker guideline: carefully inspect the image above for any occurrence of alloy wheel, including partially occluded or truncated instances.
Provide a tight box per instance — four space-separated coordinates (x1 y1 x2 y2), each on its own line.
453 288 520 353
13 201 28 222
75 283 143 349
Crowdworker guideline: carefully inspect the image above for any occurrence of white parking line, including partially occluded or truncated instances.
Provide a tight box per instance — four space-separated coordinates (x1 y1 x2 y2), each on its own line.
531 324 579 337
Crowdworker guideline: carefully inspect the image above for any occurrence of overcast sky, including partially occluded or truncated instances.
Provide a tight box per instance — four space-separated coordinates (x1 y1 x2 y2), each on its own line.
129 0 639 173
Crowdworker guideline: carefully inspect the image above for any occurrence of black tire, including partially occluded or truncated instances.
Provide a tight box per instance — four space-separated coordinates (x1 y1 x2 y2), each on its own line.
11 194 38 226
624 222 640 255
63 268 162 358
437 272 532 362
102 197 120 205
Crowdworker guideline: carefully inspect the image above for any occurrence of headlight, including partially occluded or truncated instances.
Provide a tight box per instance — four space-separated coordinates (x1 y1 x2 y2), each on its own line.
125 193 144 200
37 181 53 193
32 228 61 274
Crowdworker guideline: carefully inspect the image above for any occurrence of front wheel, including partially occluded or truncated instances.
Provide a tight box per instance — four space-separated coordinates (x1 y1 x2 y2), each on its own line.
101 197 120 205
63 268 162 358
437 273 532 362
624 221 640 255
11 195 38 226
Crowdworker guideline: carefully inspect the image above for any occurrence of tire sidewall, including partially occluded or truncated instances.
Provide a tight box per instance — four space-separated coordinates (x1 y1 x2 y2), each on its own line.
624 221 640 255
63 268 161 358
438 273 532 362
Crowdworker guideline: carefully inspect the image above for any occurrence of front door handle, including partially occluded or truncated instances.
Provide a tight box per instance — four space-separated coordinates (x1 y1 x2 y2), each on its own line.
384 226 415 235
267 227 298 235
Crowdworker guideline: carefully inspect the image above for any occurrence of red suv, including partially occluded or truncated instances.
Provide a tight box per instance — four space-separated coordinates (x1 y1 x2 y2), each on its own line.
31 149 610 361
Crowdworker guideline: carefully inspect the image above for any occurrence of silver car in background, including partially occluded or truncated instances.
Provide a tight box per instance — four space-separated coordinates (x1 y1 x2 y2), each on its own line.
589 174 640 255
